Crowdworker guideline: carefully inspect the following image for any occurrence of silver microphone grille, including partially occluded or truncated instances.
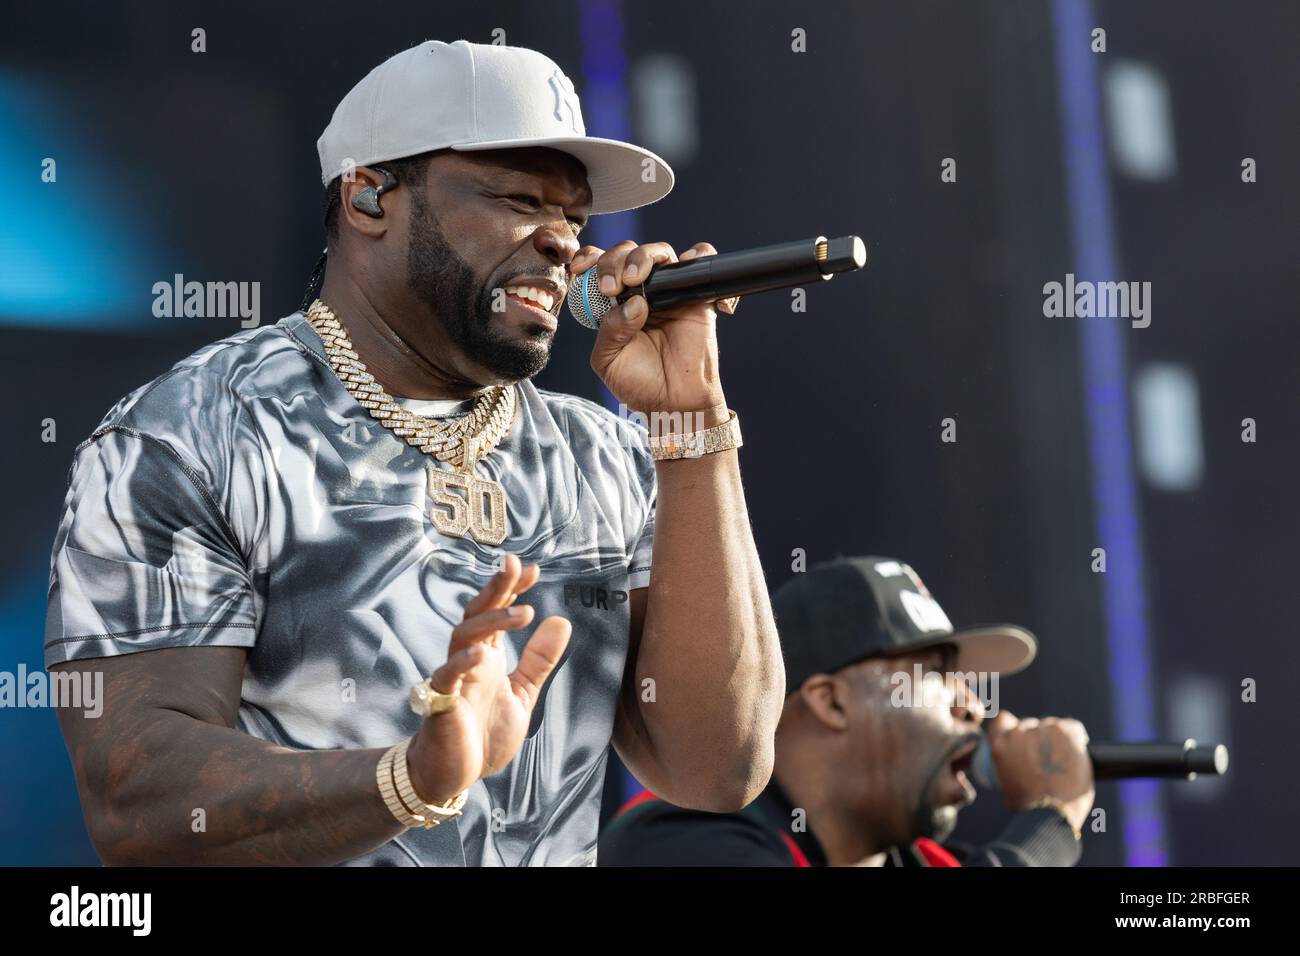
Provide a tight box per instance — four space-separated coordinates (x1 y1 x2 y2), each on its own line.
566 266 616 330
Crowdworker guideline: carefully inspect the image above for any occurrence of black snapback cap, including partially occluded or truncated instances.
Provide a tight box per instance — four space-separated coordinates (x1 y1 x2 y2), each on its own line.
772 556 1037 695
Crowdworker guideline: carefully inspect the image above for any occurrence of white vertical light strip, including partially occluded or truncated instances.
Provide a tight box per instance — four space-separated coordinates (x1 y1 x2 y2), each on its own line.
1104 60 1177 181
1166 674 1230 802
631 54 699 166
1053 0 1166 864
1134 363 1205 491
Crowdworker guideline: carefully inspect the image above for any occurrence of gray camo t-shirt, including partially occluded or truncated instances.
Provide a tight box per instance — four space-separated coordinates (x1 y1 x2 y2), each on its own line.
43 311 656 866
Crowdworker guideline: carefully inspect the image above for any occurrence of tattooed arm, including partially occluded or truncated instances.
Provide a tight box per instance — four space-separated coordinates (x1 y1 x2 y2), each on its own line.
52 647 405 866
51 557 570 866
984 710 1094 830
983 710 1094 841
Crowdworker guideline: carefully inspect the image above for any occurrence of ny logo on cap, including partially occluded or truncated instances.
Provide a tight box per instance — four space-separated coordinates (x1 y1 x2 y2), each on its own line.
548 69 582 134
900 590 953 634
875 560 932 596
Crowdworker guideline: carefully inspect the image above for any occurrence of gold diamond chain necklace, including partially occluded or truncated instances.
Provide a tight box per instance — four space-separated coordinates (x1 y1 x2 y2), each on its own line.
306 299 515 545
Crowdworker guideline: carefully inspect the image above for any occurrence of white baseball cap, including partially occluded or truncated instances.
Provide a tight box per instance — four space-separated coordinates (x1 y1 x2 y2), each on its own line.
317 39 675 215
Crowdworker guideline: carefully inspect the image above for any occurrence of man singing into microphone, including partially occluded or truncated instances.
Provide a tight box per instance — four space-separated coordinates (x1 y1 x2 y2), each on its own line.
44 39 783 866
601 557 1093 866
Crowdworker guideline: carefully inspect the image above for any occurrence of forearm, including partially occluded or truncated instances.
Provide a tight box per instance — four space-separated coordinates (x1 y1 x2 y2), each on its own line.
71 709 405 866
635 435 784 807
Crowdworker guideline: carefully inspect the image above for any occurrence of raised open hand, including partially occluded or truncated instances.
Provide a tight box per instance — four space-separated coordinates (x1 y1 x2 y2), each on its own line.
407 555 572 804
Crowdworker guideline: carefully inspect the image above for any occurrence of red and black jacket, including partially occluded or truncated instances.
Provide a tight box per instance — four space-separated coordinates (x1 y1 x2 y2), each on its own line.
599 780 1078 868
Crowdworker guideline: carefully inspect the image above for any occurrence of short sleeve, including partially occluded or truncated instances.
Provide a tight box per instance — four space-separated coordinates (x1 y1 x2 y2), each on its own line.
625 424 656 592
43 427 259 667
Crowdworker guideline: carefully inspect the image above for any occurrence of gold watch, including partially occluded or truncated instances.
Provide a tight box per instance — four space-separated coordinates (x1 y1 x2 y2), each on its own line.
648 411 743 461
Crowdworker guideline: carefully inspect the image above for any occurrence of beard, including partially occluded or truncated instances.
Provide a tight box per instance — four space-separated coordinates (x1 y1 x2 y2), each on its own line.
405 191 553 382
912 799 960 843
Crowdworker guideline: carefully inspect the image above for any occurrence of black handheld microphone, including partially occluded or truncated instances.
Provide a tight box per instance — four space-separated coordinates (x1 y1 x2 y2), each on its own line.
566 234 867 329
969 738 1229 791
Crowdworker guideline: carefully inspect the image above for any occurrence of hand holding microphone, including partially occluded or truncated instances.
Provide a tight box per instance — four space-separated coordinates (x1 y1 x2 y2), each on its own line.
982 710 1096 835
568 234 867 421
969 711 1230 837
571 239 735 422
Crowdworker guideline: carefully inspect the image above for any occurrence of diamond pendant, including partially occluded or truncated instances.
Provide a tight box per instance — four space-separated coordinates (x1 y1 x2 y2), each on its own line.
425 438 508 546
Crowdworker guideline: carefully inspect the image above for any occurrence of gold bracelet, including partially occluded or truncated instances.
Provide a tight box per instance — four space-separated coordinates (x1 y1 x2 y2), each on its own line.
391 738 468 827
1025 797 1083 841
376 743 423 829
647 411 742 461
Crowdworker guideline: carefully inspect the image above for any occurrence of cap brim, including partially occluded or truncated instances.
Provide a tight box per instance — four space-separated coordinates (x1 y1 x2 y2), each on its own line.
939 625 1038 676
451 135 674 215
